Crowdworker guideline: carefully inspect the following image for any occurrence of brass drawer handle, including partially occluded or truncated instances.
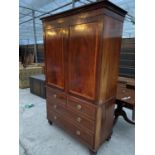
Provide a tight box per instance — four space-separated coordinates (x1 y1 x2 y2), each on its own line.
54 105 57 109
54 116 57 120
53 94 57 98
76 104 82 110
76 117 81 123
76 130 80 136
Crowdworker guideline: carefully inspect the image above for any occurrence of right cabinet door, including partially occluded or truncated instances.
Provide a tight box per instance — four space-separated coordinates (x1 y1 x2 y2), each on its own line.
68 22 102 100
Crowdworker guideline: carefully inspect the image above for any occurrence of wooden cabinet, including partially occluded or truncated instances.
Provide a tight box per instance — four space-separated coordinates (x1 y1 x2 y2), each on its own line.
41 1 127 154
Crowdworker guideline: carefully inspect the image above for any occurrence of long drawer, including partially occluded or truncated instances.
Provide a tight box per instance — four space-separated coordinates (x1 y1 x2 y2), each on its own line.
47 98 95 133
67 96 96 120
47 109 94 147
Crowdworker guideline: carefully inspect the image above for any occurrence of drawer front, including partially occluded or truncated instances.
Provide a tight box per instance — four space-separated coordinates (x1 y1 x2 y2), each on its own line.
65 108 95 133
68 96 96 120
47 109 94 147
47 98 66 111
46 86 67 105
47 100 95 132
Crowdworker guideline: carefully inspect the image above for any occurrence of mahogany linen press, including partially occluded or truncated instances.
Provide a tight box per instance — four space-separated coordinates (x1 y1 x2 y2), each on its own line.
41 1 127 154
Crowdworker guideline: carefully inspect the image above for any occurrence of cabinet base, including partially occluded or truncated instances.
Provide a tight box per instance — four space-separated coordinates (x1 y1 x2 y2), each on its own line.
89 149 97 155
106 132 113 141
48 120 53 125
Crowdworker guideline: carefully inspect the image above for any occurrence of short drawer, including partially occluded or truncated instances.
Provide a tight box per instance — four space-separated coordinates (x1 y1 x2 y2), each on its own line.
47 109 94 147
68 96 96 120
46 86 67 104
47 101 95 132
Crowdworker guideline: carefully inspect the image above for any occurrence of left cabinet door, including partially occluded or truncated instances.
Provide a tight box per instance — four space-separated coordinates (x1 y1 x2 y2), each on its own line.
45 28 66 90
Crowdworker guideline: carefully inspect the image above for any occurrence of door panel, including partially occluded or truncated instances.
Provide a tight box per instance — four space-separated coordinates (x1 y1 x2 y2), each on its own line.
45 28 65 89
68 22 101 100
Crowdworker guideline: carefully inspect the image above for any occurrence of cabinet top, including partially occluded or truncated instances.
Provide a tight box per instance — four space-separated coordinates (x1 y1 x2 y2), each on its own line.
41 0 127 21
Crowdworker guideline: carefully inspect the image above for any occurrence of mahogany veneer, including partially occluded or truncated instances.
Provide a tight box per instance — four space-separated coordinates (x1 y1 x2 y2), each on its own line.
41 1 127 154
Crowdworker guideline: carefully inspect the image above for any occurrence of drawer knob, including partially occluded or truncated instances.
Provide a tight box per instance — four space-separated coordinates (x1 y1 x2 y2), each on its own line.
54 105 57 109
76 117 81 123
76 104 82 110
53 94 57 98
54 116 57 120
76 130 80 136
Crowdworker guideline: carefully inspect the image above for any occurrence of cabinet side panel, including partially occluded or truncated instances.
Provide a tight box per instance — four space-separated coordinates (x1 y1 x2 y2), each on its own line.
97 15 124 148
99 15 124 102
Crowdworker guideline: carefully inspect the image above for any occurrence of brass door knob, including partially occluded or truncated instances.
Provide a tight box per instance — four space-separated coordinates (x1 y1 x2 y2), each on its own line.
53 94 57 98
76 104 82 110
76 130 80 135
76 117 81 123
54 116 57 120
54 105 57 109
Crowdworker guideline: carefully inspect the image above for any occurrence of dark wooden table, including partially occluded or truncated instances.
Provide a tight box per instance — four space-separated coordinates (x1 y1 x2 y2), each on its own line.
115 80 135 125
